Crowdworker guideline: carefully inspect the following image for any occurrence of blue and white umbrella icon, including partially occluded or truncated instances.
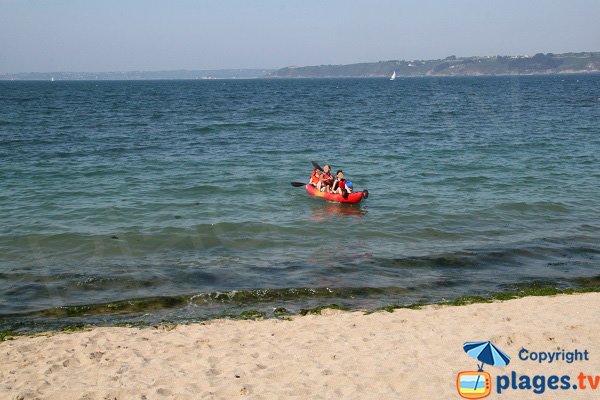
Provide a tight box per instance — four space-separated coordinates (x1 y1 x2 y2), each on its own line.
463 341 511 392
463 341 511 371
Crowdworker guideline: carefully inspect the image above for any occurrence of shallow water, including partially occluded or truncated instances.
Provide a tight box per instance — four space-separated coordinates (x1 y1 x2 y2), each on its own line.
1 76 599 330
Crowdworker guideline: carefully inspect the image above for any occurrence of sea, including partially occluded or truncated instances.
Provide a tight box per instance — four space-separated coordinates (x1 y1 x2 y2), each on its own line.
1 75 599 331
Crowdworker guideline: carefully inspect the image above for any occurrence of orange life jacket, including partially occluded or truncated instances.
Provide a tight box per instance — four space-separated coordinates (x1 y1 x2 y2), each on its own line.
309 169 320 185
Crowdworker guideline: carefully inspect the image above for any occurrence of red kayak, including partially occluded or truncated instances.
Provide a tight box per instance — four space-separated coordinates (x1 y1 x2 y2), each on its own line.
305 184 368 204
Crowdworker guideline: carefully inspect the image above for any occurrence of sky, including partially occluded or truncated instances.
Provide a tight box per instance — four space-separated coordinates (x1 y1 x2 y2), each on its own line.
1 0 599 73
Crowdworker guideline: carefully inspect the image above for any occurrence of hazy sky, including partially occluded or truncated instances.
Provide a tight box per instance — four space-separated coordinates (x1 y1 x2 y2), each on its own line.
1 0 599 73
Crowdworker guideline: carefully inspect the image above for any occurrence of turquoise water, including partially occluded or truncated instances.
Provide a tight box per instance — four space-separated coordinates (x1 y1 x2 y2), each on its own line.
1 76 599 330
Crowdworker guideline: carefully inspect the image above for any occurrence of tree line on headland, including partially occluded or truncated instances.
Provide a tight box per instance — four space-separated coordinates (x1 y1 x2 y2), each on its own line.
270 52 600 78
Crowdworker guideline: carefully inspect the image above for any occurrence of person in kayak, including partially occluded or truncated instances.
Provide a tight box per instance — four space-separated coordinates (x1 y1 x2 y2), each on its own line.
316 164 334 192
331 170 353 196
308 167 322 187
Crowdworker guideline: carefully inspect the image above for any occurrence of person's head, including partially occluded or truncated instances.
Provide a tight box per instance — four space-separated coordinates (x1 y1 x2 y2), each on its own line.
346 181 353 189
323 165 331 173
336 170 344 179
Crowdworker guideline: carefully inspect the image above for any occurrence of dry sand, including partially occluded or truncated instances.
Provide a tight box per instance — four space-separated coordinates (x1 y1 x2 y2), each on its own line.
1 293 599 399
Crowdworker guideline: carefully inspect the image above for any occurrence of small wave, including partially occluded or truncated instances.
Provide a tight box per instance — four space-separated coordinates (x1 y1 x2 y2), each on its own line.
0 222 312 260
0 272 163 292
188 287 411 304
3 286 413 319
191 122 257 132
495 201 569 213
576 126 596 132
123 122 148 127
171 184 225 195
409 228 468 240
191 121 285 133
368 252 480 269
429 175 492 185
192 126 215 133
366 237 600 270
16 97 39 103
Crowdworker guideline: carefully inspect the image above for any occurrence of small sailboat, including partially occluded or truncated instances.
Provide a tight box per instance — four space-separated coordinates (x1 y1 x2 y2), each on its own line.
390 71 396 81
51 77 55 82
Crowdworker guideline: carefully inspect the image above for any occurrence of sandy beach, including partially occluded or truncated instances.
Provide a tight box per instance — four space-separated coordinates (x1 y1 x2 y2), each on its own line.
1 293 599 399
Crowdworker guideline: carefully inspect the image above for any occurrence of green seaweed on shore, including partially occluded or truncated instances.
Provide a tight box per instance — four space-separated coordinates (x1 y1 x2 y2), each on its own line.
443 285 600 306
403 303 425 310
492 280 597 299
273 307 289 316
370 305 398 313
375 303 425 312
299 304 347 316
61 324 87 332
0 330 18 341
218 310 267 320
365 302 427 314
573 275 600 287
160 324 178 331
190 287 409 305
4 284 600 336
364 284 600 314
444 296 493 306
114 320 147 328
238 310 266 320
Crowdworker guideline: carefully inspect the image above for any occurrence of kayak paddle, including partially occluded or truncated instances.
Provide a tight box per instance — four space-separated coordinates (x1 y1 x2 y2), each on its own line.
291 182 306 187
311 161 323 171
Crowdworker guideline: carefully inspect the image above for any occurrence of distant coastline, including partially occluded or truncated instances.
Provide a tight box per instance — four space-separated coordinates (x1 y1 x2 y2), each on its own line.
270 51 600 78
0 69 274 81
2 51 599 80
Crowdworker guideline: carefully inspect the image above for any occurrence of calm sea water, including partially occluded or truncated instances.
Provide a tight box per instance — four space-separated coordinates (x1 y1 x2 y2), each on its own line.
1 76 599 330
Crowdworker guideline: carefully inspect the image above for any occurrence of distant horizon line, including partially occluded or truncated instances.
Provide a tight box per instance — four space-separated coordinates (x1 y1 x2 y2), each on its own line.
0 68 277 75
2 50 599 77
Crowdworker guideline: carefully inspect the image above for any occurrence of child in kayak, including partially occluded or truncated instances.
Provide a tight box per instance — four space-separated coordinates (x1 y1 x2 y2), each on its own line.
309 164 335 192
331 170 353 196
317 164 334 192
308 168 322 187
